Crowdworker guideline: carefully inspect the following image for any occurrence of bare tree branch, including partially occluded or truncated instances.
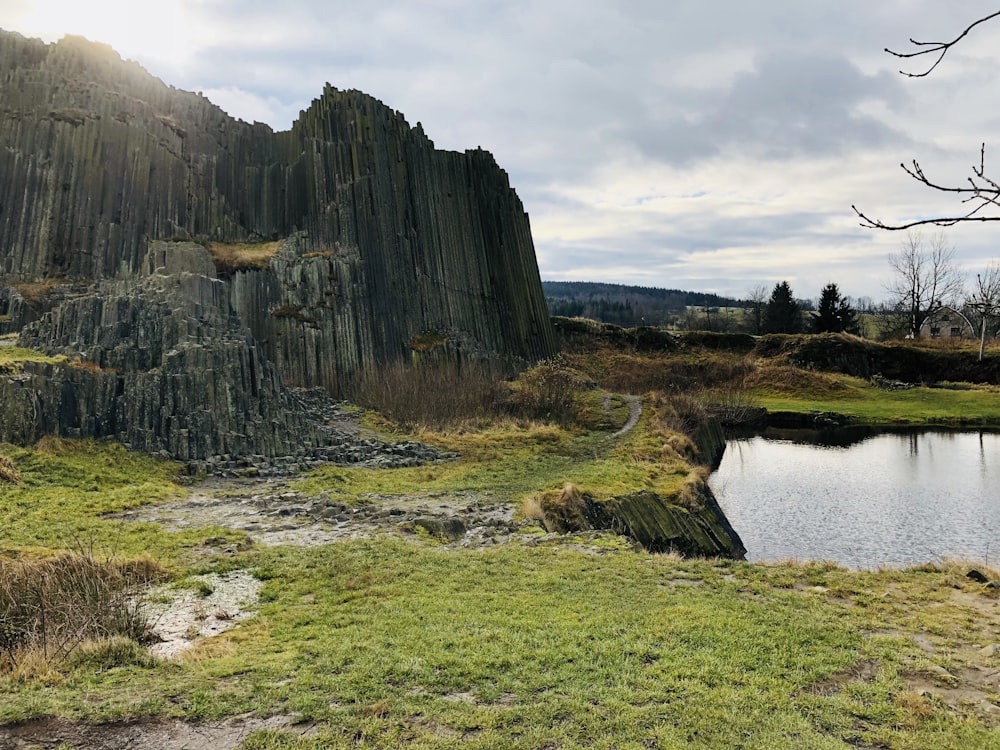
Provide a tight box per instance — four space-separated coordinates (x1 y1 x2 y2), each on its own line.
965 261 1000 359
856 12 1000 230
854 144 1000 229
886 10 1000 77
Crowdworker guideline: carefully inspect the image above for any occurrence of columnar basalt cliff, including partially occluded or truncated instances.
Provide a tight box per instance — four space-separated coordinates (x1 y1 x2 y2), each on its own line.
0 30 556 458
0 31 554 375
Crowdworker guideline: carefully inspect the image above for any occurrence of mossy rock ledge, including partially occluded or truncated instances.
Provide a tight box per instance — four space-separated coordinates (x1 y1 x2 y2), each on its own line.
541 483 746 560
600 488 745 559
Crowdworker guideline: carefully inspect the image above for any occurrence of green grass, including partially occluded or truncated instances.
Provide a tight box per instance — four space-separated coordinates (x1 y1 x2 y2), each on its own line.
0 346 65 367
748 374 1000 424
295 416 692 506
2 365 1000 746
2 539 998 748
0 439 246 564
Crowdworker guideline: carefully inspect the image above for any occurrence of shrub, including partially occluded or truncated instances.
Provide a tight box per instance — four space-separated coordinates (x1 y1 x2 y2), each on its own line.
509 359 594 425
0 552 167 675
350 360 506 430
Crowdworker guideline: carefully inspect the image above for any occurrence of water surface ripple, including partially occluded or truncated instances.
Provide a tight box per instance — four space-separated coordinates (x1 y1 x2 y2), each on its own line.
708 429 1000 569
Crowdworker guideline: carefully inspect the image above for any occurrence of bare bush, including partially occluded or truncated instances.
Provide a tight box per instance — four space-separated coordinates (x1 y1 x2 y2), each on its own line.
0 552 166 674
350 360 506 430
509 359 594 426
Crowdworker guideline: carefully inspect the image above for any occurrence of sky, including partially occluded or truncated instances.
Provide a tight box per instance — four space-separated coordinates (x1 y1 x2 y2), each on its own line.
2 1 1000 303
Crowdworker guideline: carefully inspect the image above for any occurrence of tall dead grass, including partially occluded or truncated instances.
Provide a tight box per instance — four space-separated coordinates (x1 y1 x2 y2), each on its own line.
350 361 507 430
0 552 166 675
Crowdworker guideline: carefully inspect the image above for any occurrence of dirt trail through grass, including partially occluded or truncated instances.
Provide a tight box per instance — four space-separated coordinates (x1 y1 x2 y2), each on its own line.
613 394 642 438
0 715 310 749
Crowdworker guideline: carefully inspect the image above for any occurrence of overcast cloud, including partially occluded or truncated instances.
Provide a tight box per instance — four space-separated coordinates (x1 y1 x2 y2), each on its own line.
3 0 1000 301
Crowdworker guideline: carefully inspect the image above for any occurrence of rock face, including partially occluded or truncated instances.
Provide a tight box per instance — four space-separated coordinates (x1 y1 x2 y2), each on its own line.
0 30 556 459
1 241 449 470
0 30 554 385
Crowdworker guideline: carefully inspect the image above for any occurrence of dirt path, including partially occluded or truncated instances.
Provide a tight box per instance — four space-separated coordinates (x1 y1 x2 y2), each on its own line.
613 395 642 438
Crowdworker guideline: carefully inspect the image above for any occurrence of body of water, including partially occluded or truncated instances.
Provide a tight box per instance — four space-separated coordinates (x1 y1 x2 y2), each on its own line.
708 428 1000 569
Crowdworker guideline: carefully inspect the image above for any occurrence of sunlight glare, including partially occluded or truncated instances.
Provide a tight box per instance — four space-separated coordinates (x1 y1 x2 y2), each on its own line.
8 0 214 69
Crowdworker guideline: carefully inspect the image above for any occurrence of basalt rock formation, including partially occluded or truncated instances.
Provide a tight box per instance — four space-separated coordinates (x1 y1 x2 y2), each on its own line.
2 241 448 472
0 30 555 461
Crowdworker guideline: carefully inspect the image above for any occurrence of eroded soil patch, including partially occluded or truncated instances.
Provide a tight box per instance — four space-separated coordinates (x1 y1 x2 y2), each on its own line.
147 570 263 659
0 714 308 750
112 476 529 550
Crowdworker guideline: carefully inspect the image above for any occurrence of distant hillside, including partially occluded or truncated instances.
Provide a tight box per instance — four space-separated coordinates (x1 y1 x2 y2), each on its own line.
542 281 743 327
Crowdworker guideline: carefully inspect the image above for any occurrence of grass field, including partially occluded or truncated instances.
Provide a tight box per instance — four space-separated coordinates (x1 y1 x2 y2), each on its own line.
745 369 1000 424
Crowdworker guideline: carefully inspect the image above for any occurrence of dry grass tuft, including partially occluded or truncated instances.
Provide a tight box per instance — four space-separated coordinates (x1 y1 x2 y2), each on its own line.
361 699 391 718
520 494 546 523
0 552 168 676
207 240 283 275
538 483 591 533
0 455 19 485
68 358 111 374
12 279 66 309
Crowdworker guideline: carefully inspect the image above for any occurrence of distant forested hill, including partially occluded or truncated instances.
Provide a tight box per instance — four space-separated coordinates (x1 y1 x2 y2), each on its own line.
542 281 742 326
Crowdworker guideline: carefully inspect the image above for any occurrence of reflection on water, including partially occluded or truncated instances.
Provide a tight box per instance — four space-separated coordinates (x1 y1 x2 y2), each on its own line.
708 429 1000 569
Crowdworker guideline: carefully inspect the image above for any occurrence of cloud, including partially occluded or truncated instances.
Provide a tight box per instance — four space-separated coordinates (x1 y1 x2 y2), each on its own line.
626 50 911 166
4 0 1000 302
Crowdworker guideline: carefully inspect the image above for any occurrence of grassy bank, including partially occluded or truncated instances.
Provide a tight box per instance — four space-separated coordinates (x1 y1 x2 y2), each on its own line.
2 428 1000 747
744 370 1000 425
561 332 1000 426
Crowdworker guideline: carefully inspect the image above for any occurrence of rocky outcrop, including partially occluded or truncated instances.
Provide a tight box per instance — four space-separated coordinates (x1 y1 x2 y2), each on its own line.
0 30 555 395
0 287 33 335
2 242 448 471
538 481 745 559
0 30 556 458
597 487 746 559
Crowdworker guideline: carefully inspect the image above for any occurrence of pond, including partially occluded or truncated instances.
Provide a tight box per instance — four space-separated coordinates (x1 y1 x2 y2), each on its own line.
708 427 1000 569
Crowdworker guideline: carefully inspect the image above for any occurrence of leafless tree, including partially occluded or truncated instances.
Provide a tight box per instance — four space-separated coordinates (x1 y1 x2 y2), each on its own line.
853 11 1000 230
885 231 965 338
965 262 1000 359
744 284 769 335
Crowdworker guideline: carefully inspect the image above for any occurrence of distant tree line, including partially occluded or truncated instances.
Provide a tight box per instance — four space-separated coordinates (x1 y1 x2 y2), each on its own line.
546 238 1000 348
543 281 742 327
544 280 819 334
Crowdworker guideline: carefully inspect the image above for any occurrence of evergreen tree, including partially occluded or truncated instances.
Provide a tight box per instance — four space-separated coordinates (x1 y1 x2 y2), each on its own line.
763 281 802 334
812 283 858 334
